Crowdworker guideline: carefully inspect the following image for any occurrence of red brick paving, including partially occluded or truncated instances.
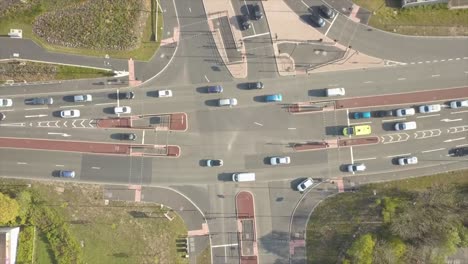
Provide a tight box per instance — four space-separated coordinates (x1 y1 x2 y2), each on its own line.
167 145 180 157
338 137 379 147
236 191 255 219
236 191 258 264
169 113 188 131
96 118 131 128
336 86 468 109
0 137 130 155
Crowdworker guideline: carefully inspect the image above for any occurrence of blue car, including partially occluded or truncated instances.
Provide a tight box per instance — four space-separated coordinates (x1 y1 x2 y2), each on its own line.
265 94 282 102
353 111 371 119
207 85 223 93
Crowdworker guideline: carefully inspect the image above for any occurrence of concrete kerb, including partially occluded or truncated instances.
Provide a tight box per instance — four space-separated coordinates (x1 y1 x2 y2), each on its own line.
0 58 113 72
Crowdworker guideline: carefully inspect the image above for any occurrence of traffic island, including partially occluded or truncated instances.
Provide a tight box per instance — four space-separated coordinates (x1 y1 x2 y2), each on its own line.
288 101 335 114
96 112 188 131
338 137 379 147
0 137 180 157
235 191 258 264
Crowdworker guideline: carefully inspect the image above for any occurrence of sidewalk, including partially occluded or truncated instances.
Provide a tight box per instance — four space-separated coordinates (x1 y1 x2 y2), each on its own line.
261 0 385 75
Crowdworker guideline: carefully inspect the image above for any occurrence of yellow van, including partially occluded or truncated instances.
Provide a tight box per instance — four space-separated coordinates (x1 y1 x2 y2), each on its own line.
342 125 371 136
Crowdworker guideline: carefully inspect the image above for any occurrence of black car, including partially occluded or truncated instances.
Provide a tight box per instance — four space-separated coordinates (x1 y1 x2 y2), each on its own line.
241 15 252 30
319 5 335 19
119 133 137 141
25 97 54 105
253 4 263 20
449 147 468 157
118 91 135 100
247 82 264 89
374 110 394 118
309 13 325 27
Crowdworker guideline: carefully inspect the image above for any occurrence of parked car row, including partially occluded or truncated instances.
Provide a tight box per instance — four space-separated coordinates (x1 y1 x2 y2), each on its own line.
239 4 263 31
309 5 336 28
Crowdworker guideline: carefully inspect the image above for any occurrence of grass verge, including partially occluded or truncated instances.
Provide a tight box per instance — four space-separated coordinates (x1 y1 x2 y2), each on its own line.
0 0 163 60
352 0 468 36
306 169 468 263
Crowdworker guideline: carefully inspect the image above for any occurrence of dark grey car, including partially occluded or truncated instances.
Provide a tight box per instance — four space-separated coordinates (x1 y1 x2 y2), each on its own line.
319 5 335 19
310 13 325 27
26 97 54 105
247 82 264 89
241 15 252 30
253 4 263 20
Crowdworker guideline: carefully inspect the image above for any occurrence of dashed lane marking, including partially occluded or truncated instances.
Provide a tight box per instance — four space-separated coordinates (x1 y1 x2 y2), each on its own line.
421 148 445 153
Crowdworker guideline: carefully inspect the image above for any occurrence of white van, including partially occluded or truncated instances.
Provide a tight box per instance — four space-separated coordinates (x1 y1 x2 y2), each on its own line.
232 172 255 182
325 88 345 97
219 98 238 107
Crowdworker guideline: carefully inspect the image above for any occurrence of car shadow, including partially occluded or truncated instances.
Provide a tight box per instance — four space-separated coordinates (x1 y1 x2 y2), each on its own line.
382 122 396 131
290 178 306 191
339 164 350 172
325 126 345 136
52 170 61 177
107 93 118 100
236 83 250 90
199 159 208 167
308 89 326 97
253 95 265 103
52 111 62 118
146 91 159 97
391 158 400 165
263 157 271 165
62 95 75 102
217 173 233 181
110 133 122 140
196 87 208 94
103 107 115 114
299 14 312 26
204 99 219 107
92 81 105 85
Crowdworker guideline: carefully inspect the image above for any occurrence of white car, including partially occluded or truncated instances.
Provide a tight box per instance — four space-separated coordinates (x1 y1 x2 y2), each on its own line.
0 98 13 107
347 163 366 173
270 156 291 165
450 100 468 109
395 108 415 117
297 178 313 192
419 104 441 113
398 156 418 166
158 90 173 98
114 106 131 114
218 98 238 107
60 109 80 118
394 121 417 131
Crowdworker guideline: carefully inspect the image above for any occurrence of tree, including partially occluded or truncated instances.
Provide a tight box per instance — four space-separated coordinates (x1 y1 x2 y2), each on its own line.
347 233 375 264
0 192 20 224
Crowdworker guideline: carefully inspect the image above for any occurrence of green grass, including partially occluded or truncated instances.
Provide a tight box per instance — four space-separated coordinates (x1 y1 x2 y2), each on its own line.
352 1 468 36
306 169 468 263
196 245 212 264
32 183 188 264
55 65 114 80
34 231 57 264
0 0 164 61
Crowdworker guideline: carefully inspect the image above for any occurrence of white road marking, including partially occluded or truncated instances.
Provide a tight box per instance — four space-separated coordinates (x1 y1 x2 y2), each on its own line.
363 81 373 84
416 114 440 118
346 109 350 126
397 78 406 81
431 74 440 77
188 7 191 12
242 32 270 40
350 146 354 164
60 105 83 108
0 109 14 112
254 122 263 126
95 103 115 106
386 153 411 158
142 130 145 145
91 167 101 170
211 243 238 248
204 75 210 82
451 110 468 114
382 118 406 122
55 164 64 167
25 107 48 111
422 148 445 153
324 14 338 36
288 127 296 130
25 114 47 118
300 0 309 8
444 137 465 143
456 143 468 147
48 132 71 137
441 118 463 122
354 157 376 161
17 162 28 165
350 121 372 125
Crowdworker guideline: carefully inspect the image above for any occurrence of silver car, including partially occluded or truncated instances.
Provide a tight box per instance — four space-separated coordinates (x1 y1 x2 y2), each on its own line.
60 109 80 118
395 108 415 117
